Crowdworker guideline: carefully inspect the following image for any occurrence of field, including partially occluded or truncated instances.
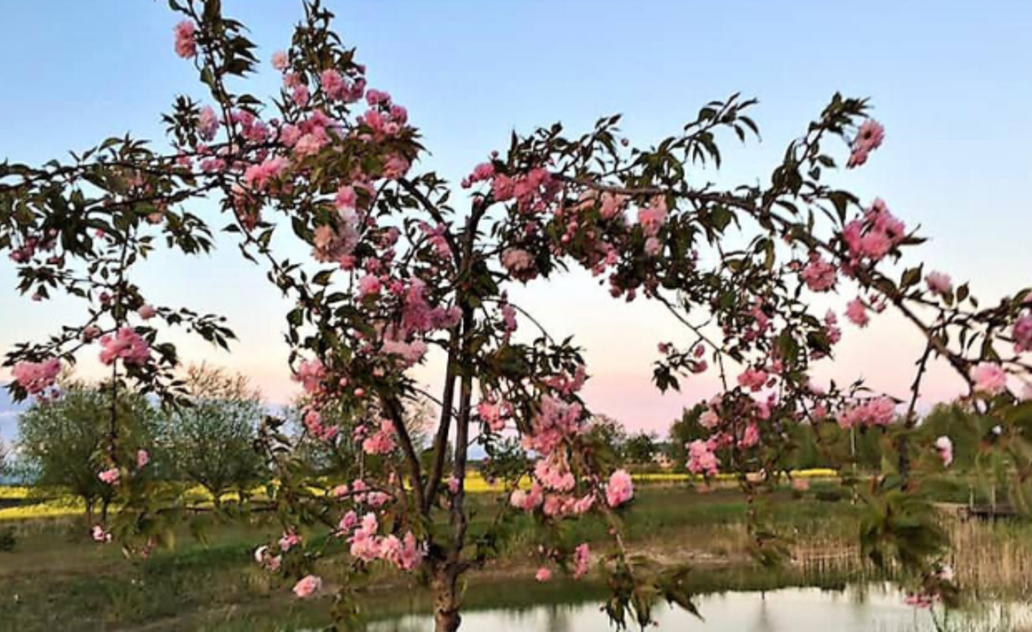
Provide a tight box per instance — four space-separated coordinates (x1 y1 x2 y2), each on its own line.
3 477 1032 631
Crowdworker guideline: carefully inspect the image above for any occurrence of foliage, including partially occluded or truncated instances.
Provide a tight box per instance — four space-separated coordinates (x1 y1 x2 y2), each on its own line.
17 382 156 523
158 364 265 505
3 0 1032 629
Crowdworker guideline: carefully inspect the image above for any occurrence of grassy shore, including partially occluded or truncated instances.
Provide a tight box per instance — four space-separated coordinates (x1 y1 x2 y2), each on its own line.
0 481 1029 631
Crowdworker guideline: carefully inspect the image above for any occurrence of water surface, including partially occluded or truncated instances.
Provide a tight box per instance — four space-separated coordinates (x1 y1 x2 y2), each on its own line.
367 585 1026 632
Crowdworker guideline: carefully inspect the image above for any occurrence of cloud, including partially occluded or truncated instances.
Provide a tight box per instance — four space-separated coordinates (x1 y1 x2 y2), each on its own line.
0 411 17 419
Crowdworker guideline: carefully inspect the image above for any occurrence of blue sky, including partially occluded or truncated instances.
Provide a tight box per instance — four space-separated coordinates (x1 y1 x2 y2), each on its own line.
1 0 1030 435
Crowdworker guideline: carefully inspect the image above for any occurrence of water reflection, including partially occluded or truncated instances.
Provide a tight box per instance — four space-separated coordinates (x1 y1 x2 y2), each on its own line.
366 584 1029 632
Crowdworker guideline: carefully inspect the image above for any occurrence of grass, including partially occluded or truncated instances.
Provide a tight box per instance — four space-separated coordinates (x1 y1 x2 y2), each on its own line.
1 478 1030 631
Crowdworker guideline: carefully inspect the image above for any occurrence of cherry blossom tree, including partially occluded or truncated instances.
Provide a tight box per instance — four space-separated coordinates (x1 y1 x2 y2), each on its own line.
3 1 1031 630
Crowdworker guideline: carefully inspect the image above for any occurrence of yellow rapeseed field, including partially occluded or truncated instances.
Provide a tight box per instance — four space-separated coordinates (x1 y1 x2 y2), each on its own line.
0 469 839 522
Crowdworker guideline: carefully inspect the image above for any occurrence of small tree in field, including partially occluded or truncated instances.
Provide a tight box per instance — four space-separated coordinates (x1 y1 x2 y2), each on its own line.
18 383 155 524
623 431 659 466
4 1 1032 629
160 364 264 506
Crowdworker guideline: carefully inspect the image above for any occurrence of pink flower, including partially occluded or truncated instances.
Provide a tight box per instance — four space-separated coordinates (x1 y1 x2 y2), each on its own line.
737 367 769 392
925 271 952 297
334 185 357 211
136 449 149 469
83 326 101 342
138 305 157 320
271 51 288 71
357 274 382 298
644 236 662 257
91 525 112 543
847 120 885 168
801 253 837 292
366 89 391 106
699 409 720 430
320 69 345 100
279 530 302 552
971 362 1007 395
173 20 197 59
535 567 552 582
292 575 322 599
99 327 150 366
447 476 461 494
1012 315 1032 353
383 154 411 180
845 298 869 327
605 469 634 507
12 358 61 396
637 196 668 236
501 248 536 281
837 396 896 429
197 106 218 141
294 359 325 394
935 436 953 468
292 84 310 108
361 419 396 455
337 510 358 533
738 423 760 449
573 543 591 579
687 439 720 476
98 468 120 485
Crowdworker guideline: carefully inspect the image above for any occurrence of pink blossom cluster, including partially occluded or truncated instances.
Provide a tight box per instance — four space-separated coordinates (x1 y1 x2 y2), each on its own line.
99 328 150 366
294 359 326 395
1012 314 1032 353
477 395 513 432
98 468 120 485
342 513 424 571
534 453 576 492
509 484 595 517
736 367 771 392
490 167 559 214
687 439 720 476
971 362 1007 395
573 542 591 579
637 196 668 237
312 207 361 264
319 68 365 103
361 419 397 455
279 530 302 552
11 358 61 396
302 408 339 442
842 198 906 267
418 222 453 260
837 396 896 429
522 395 584 455
847 119 885 168
845 297 869 327
174 21 197 59
604 469 634 508
197 106 219 141
800 253 837 292
292 574 322 599
500 248 537 282
243 156 290 192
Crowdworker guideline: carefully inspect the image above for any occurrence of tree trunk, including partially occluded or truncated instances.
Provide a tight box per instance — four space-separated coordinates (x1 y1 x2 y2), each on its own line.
432 567 461 632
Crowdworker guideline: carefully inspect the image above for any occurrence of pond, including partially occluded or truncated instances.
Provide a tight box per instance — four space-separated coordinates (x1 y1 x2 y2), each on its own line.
365 585 1031 632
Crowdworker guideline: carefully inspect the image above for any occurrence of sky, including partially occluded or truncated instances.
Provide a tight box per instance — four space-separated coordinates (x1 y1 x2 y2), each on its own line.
1 0 1030 436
